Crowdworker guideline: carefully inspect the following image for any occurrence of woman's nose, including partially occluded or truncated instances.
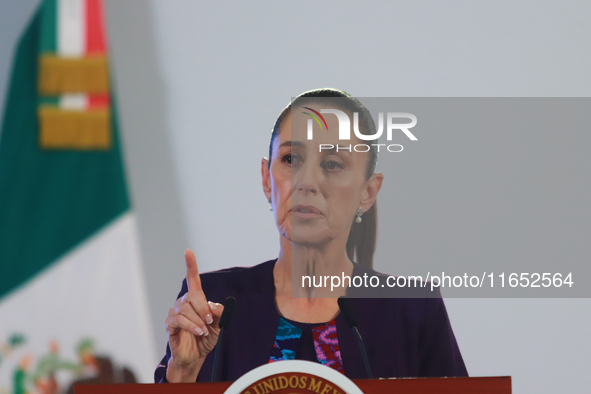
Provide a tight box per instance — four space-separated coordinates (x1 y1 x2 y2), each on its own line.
293 162 318 194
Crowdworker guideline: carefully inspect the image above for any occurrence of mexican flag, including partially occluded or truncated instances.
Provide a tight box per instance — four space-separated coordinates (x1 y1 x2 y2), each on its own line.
0 0 156 392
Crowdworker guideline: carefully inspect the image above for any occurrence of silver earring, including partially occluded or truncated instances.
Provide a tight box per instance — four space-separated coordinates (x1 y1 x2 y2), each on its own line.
355 207 363 223
268 197 273 211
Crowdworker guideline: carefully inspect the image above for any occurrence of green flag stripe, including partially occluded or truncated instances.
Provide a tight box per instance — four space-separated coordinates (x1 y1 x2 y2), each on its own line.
39 0 57 54
38 96 59 106
0 8 130 300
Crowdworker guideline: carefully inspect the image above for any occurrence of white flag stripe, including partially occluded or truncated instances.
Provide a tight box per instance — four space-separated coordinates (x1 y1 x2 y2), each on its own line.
58 0 85 56
0 213 157 385
60 93 88 109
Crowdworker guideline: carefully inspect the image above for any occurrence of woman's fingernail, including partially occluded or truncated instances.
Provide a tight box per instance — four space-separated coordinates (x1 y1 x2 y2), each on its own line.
195 327 204 336
206 314 213 325
203 328 209 336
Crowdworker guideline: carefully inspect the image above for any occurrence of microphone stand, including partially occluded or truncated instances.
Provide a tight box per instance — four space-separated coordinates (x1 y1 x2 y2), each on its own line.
352 325 373 379
211 296 236 382
338 296 373 379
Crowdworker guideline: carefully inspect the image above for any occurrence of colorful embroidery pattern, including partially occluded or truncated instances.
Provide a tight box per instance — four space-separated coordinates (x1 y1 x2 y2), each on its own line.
269 318 344 373
268 318 302 362
312 320 344 373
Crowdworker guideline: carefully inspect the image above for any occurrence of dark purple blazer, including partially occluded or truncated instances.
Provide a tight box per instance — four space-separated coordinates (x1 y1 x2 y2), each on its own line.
154 259 468 382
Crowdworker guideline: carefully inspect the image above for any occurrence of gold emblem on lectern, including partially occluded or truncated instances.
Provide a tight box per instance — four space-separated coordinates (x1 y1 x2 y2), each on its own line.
240 372 347 394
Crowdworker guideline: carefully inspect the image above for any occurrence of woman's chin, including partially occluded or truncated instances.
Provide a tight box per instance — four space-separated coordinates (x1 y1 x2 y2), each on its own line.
278 222 332 247
288 229 329 247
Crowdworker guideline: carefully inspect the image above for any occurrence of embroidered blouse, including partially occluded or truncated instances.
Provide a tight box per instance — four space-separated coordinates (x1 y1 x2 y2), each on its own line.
269 317 344 373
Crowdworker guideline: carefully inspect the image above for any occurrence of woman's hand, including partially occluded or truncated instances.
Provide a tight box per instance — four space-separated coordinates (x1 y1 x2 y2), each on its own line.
165 249 224 382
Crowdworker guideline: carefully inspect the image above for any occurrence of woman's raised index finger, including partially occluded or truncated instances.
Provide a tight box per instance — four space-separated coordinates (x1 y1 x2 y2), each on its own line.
184 249 202 291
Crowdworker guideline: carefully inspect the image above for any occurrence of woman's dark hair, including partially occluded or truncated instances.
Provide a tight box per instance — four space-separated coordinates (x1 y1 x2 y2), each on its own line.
268 88 379 268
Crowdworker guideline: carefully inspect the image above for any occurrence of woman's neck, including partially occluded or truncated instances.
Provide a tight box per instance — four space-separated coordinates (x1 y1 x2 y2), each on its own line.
274 236 354 299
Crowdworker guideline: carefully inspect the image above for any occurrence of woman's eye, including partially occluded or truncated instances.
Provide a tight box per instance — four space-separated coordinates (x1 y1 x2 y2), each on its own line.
282 154 302 166
323 160 343 171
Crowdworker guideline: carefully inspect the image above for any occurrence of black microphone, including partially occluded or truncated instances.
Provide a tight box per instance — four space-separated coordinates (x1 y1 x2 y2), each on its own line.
211 296 236 382
218 296 237 330
338 296 373 379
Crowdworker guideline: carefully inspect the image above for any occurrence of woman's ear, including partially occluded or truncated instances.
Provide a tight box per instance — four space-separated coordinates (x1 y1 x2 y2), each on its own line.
360 172 384 212
261 157 272 199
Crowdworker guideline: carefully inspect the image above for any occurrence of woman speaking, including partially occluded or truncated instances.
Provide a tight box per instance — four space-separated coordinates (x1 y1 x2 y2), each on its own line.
154 88 467 383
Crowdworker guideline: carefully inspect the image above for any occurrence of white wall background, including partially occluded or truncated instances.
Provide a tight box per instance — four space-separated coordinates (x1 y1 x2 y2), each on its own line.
1 1 590 392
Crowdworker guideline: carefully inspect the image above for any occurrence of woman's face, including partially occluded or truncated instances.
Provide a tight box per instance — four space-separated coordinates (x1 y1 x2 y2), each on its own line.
261 106 383 247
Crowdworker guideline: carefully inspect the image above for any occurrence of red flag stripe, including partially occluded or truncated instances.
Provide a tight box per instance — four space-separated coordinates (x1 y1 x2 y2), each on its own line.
86 0 106 54
88 94 110 109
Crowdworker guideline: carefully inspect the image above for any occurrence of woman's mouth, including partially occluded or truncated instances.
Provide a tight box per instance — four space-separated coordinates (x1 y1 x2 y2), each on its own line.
291 205 322 219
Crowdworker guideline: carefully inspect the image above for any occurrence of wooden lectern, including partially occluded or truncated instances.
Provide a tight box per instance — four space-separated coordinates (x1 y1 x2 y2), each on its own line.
76 376 511 394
